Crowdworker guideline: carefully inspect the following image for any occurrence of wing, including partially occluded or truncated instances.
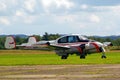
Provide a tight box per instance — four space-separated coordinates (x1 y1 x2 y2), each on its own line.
49 44 70 49
34 40 70 49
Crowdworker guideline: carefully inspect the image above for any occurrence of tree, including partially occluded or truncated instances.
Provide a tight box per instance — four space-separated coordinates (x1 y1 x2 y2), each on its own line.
112 38 120 49
42 32 49 40
49 34 60 40
32 35 42 41
42 32 60 40
105 38 111 42
15 36 28 45
0 37 6 49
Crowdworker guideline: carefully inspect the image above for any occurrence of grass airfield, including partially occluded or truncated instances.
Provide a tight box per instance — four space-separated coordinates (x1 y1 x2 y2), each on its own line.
0 50 120 80
0 50 120 65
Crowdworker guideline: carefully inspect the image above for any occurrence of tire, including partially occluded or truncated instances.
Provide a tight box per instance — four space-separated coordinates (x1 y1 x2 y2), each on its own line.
61 55 68 59
101 55 107 59
80 55 85 59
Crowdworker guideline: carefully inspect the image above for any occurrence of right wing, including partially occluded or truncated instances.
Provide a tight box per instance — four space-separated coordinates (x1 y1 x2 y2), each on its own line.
49 44 70 49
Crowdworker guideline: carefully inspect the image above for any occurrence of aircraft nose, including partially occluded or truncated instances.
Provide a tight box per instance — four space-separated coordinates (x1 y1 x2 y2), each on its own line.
96 42 104 47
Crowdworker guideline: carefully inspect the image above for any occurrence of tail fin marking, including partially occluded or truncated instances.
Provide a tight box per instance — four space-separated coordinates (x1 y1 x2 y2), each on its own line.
5 36 16 49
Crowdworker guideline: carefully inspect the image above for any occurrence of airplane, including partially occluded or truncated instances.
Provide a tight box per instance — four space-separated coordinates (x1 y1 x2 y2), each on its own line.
5 34 112 59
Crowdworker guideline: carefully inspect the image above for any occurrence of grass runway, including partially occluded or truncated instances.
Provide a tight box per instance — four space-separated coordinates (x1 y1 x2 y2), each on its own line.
0 50 120 66
0 50 120 80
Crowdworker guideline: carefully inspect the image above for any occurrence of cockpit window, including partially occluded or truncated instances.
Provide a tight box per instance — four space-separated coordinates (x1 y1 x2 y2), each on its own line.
68 36 79 43
58 36 67 43
79 36 88 40
78 36 89 42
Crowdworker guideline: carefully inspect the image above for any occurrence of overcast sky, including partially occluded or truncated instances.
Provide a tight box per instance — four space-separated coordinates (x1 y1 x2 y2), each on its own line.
0 0 120 36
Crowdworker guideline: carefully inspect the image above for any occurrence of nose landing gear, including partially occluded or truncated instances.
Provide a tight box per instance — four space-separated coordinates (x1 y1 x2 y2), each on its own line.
99 47 107 59
101 55 107 58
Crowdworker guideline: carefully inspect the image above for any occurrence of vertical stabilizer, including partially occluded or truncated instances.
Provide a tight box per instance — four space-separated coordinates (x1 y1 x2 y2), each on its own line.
5 36 16 49
28 36 37 44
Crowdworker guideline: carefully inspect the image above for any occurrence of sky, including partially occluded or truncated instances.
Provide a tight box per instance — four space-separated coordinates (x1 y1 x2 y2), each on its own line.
0 0 120 36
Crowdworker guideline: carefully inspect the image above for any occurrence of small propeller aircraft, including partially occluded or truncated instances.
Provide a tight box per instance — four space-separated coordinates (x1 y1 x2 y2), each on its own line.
5 34 112 59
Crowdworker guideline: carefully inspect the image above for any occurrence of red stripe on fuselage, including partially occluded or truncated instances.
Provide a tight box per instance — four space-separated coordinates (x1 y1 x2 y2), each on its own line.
91 42 100 52
56 42 88 46
75 46 82 54
56 42 88 54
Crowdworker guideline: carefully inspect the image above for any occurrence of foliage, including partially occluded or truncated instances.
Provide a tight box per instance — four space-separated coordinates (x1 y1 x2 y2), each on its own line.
15 36 28 45
0 37 6 49
112 38 120 49
42 32 60 40
32 35 42 41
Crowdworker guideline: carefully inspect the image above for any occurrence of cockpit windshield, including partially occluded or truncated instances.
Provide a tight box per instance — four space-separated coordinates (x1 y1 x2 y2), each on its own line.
78 36 89 40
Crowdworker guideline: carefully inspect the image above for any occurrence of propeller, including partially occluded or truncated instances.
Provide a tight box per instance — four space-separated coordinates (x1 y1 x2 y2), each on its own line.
103 42 113 51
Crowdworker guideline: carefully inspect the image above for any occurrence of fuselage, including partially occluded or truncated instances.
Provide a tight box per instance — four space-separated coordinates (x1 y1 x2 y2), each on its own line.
5 34 107 59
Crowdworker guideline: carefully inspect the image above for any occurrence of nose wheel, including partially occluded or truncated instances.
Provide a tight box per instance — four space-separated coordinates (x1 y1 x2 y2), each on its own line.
61 54 69 59
80 55 86 59
100 47 107 59
101 55 107 58
61 55 68 59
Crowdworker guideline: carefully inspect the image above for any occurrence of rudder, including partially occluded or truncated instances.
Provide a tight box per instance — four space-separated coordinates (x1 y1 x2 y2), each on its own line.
5 36 16 49
28 36 37 44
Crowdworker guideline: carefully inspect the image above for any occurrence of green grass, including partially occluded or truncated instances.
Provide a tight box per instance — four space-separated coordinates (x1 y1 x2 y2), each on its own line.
0 50 120 66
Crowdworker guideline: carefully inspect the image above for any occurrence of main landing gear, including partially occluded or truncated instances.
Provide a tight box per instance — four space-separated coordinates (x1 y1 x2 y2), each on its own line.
101 55 107 58
79 44 86 59
80 55 86 59
61 54 68 59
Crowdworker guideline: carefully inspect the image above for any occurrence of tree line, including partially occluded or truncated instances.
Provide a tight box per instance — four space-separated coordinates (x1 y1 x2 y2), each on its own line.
0 32 120 50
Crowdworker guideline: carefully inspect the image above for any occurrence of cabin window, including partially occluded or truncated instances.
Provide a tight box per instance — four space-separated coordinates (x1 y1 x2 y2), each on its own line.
68 36 79 43
58 37 67 43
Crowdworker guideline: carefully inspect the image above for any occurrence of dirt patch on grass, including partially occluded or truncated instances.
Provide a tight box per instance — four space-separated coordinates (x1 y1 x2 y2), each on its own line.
0 64 120 80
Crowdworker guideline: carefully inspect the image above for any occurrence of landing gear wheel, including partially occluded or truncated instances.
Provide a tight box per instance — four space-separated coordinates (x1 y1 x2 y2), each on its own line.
80 55 85 59
101 55 107 59
61 55 68 59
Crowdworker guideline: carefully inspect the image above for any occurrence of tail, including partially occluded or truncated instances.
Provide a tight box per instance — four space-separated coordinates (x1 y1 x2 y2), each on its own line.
5 36 37 49
4 36 16 49
28 36 37 44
